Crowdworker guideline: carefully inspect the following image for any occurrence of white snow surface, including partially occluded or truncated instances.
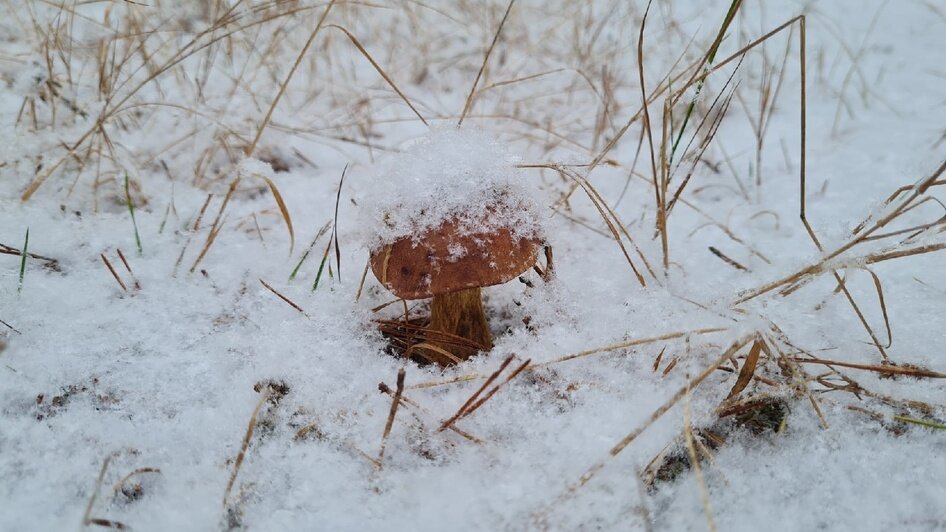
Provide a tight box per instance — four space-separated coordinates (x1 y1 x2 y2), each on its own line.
357 126 543 248
0 1 944 531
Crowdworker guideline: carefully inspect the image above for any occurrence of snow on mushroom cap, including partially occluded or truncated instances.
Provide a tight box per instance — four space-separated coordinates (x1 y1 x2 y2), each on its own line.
358 126 543 249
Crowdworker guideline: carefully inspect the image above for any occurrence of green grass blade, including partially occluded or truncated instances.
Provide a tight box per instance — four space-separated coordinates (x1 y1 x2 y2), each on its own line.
17 227 29 293
312 235 333 291
669 0 742 165
125 174 143 255
290 220 332 282
291 248 315 282
332 164 348 282
895 416 946 431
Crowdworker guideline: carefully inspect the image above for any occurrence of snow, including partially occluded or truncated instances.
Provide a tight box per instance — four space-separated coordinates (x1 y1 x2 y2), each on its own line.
237 158 276 183
1 1 945 531
356 125 543 249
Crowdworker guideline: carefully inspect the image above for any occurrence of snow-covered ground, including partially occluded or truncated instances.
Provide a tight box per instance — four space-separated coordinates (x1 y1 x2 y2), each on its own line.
1 1 944 530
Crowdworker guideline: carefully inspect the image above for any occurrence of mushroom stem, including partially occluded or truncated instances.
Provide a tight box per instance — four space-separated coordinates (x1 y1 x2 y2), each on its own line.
428 287 493 361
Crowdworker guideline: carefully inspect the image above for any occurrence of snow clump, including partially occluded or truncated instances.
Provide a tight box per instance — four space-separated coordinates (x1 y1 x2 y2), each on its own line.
357 126 544 249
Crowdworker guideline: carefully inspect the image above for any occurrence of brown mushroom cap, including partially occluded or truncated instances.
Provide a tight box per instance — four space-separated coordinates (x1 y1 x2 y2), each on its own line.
370 214 541 300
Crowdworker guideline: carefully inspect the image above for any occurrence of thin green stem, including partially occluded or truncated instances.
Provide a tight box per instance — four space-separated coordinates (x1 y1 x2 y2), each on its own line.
125 175 143 255
18 228 29 293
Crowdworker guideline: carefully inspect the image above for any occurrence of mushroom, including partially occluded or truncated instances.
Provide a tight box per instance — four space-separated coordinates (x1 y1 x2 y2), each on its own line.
370 204 542 364
360 127 543 364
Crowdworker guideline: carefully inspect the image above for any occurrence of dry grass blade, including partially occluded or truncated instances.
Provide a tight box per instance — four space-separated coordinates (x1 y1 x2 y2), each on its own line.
406 372 481 390
21 142 77 201
223 388 272 506
850 160 946 244
404 342 463 366
378 382 483 444
683 395 717 532
457 0 515 127
326 25 428 127
101 253 127 292
192 194 213 232
791 358 946 379
726 340 762 399
708 246 749 272
0 242 59 268
782 13 890 365
555 338 750 503
674 16 805 106
259 278 306 315
44 0 331 190
865 243 946 264
408 327 728 389
257 174 295 254
552 44 702 210
0 318 20 334
541 163 652 285
111 467 161 498
737 159 946 305
573 173 651 285
635 0 665 270
115 249 141 290
861 267 892 348
82 454 129 529
475 68 566 97
661 356 680 377
245 0 336 157
22 2 241 201
439 355 514 432
652 346 667 372
82 455 111 527
376 319 486 351
355 258 371 301
191 177 239 273
454 358 531 422
377 368 406 466
535 327 727 369
86 518 129 530
807 392 829 429
818 274 887 365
